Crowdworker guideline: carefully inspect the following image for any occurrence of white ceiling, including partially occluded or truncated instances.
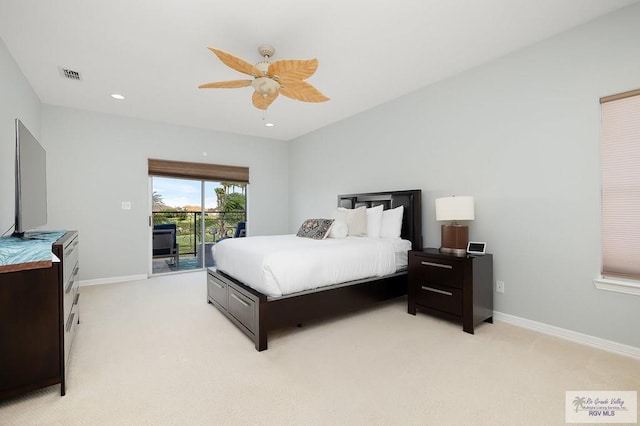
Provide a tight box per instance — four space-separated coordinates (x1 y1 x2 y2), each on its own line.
0 0 637 141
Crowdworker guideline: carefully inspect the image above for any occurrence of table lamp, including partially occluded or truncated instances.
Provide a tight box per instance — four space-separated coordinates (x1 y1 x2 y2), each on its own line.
435 196 475 256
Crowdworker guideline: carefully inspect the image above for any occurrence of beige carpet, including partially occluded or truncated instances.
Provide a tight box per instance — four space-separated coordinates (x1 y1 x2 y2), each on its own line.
1 272 638 425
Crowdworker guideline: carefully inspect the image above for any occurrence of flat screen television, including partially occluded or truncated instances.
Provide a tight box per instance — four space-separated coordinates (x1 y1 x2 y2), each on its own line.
13 118 47 238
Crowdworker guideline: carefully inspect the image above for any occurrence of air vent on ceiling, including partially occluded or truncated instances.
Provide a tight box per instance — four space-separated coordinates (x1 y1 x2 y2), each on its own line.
58 67 82 81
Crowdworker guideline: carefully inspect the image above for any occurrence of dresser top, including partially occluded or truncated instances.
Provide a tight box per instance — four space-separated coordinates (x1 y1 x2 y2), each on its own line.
0 231 66 273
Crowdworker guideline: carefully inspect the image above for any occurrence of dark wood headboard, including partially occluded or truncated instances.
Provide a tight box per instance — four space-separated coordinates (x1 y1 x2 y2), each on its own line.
337 189 423 250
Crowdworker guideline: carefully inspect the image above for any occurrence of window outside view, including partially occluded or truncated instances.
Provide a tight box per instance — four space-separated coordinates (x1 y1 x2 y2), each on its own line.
151 177 246 273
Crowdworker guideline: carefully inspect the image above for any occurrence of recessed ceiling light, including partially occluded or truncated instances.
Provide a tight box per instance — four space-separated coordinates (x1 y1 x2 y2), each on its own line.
111 93 125 100
265 122 275 127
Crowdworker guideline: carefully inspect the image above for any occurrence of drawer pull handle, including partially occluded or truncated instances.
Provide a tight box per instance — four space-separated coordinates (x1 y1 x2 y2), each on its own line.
66 312 75 332
230 293 250 307
422 286 453 296
65 240 78 256
74 293 80 305
421 261 452 269
211 280 224 289
65 278 74 294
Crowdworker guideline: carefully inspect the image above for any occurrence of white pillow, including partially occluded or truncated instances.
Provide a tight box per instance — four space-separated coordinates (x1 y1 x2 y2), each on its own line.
332 206 367 237
366 204 383 238
380 205 404 238
328 220 348 238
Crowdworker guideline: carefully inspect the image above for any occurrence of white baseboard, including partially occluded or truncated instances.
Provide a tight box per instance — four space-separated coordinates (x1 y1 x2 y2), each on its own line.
494 311 640 360
80 274 148 287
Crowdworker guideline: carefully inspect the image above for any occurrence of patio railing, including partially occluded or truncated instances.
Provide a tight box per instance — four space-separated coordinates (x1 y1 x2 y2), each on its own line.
152 210 245 256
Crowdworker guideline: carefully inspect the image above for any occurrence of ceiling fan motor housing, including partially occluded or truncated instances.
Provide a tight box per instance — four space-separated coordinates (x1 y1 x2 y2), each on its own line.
255 61 270 75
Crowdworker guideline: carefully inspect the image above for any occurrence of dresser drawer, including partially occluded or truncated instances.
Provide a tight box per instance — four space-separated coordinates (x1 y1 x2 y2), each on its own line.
62 235 79 286
64 299 79 370
63 263 79 319
409 255 462 288
228 286 256 333
415 283 462 316
207 273 228 310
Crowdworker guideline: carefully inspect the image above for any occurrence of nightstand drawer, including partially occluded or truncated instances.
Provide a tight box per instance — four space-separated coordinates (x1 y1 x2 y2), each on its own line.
409 255 462 288
415 283 462 316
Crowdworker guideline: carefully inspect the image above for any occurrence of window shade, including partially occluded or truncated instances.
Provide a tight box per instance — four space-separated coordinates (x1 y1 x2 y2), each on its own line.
600 90 640 279
148 159 249 183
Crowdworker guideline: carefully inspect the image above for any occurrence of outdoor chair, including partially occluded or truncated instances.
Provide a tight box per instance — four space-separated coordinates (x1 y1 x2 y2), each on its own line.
234 221 246 238
153 224 179 267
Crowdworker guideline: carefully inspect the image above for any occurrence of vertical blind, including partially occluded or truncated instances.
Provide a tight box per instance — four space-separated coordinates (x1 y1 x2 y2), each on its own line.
600 89 640 279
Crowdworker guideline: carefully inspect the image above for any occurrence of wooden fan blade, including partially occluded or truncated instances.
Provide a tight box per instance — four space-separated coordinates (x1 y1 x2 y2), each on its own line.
279 80 329 103
252 91 279 110
208 47 260 77
268 59 318 81
198 79 252 89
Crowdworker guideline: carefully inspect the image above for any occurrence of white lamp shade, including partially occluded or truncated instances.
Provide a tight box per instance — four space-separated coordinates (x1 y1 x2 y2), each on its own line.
435 196 475 221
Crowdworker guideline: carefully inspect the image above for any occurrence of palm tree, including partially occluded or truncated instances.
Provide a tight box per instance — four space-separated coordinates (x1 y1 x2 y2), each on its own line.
572 396 586 412
152 191 164 208
213 183 246 239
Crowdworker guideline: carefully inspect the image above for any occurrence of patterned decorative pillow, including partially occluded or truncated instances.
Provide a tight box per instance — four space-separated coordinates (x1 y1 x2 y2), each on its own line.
296 218 335 240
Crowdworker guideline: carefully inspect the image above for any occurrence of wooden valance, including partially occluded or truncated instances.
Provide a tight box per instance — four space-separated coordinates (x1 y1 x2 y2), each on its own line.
148 159 249 183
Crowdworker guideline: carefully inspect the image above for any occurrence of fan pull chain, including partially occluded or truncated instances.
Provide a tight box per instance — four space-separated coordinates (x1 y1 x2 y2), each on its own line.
261 110 275 127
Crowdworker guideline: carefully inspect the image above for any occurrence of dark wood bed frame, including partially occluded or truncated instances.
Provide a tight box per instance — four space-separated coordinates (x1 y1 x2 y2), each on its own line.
206 189 422 351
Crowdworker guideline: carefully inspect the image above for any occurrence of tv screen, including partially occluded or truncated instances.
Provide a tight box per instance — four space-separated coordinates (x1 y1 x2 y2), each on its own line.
13 119 47 238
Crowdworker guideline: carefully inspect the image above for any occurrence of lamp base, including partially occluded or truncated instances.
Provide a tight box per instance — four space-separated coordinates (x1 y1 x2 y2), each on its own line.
439 246 467 256
440 224 468 257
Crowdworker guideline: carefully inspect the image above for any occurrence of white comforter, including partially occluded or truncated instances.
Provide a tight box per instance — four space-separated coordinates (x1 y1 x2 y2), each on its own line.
213 235 410 297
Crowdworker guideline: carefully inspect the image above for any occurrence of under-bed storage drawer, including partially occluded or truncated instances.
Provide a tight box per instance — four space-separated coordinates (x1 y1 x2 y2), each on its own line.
207 269 265 351
207 273 228 310
228 286 256 333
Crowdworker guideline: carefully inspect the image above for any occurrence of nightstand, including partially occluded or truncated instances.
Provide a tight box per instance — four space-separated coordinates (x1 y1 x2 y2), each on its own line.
408 248 493 334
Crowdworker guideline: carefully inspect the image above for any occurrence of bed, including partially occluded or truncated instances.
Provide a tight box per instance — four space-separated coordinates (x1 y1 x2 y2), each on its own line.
206 189 422 351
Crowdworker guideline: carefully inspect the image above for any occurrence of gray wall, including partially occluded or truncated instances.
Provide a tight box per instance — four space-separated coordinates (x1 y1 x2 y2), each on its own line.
41 105 289 281
0 37 41 232
288 4 640 348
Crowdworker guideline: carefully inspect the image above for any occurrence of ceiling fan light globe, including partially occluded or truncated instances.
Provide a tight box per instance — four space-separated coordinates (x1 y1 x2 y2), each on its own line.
252 77 279 96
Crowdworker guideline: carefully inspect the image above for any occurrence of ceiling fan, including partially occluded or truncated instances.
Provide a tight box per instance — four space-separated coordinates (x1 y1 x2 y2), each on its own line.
199 44 329 110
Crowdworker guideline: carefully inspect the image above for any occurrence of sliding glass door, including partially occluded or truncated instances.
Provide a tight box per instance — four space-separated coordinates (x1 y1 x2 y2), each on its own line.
151 177 246 275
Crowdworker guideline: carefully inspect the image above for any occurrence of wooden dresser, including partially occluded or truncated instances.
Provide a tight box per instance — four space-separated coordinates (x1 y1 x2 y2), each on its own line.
0 231 80 399
408 248 493 334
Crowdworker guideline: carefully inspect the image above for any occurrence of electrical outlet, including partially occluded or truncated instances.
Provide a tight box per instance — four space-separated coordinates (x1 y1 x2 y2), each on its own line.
496 280 505 294
121 201 132 210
